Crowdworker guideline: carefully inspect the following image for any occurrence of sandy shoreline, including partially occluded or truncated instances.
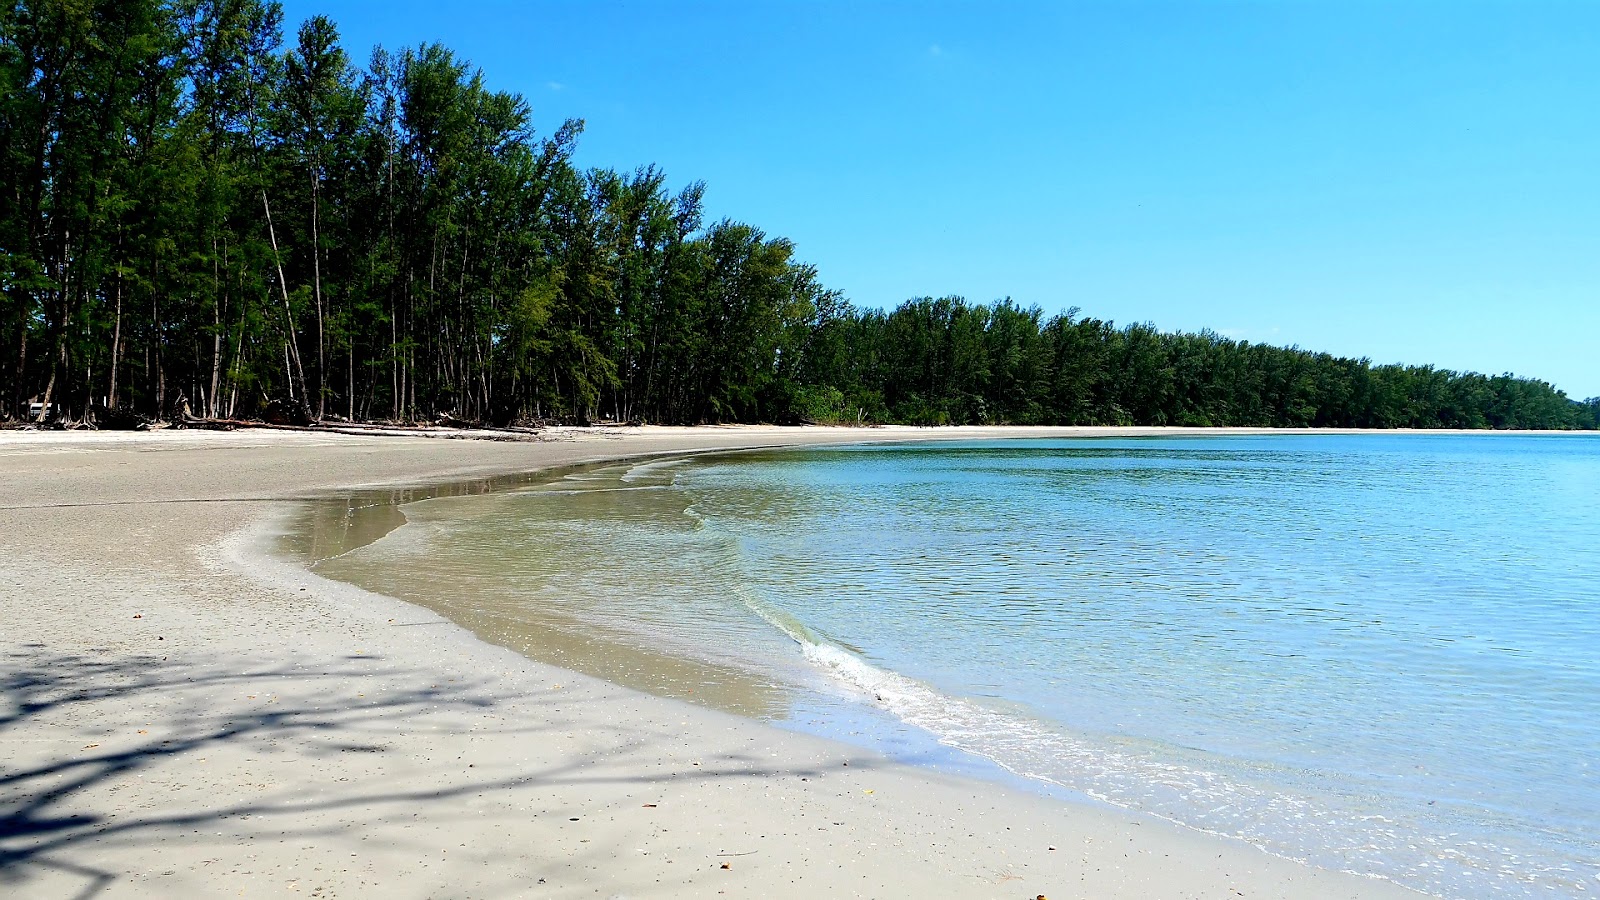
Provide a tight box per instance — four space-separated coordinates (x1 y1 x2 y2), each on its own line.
1 426 1426 898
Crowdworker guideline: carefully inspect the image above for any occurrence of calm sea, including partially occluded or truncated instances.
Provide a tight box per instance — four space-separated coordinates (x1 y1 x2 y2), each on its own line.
301 434 1600 898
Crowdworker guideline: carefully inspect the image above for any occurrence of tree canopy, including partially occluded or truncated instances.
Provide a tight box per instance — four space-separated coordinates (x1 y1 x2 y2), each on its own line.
3 0 1594 430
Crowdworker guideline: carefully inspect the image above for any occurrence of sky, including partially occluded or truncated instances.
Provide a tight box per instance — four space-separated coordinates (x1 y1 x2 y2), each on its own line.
276 0 1600 398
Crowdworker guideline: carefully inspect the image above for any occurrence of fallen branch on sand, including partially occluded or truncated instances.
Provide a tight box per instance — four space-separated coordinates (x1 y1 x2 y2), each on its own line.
174 411 547 442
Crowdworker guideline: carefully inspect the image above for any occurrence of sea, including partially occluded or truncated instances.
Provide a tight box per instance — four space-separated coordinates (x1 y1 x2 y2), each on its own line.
292 434 1600 898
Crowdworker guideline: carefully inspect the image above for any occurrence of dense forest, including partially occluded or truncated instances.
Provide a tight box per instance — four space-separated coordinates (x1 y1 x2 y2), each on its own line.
3 1 1596 430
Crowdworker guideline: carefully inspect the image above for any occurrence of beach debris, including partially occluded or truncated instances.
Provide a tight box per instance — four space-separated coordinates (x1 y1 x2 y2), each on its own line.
91 403 151 430
132 614 142 618
720 863 731 870
642 803 657 808
261 397 314 427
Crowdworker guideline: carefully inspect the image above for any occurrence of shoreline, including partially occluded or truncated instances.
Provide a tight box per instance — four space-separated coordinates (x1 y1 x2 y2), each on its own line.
3 427 1432 897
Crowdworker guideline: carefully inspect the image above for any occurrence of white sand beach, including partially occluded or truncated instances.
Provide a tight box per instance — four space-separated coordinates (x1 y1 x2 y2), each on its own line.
0 426 1424 898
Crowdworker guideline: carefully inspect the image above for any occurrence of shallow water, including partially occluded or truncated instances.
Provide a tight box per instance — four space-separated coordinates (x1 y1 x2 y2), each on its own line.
292 434 1600 898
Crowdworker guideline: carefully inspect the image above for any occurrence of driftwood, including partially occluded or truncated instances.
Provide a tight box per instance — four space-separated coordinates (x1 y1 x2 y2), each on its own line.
178 412 247 430
261 398 314 427
89 404 151 431
174 408 545 442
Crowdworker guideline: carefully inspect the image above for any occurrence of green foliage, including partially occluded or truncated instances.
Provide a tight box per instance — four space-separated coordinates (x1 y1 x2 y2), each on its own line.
793 384 848 424
797 300 1592 430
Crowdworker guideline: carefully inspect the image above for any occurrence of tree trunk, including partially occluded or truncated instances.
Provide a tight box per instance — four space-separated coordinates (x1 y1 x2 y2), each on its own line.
209 236 224 417
108 270 123 406
311 168 325 419
12 316 26 420
391 293 400 419
262 189 310 409
228 247 249 419
36 337 63 423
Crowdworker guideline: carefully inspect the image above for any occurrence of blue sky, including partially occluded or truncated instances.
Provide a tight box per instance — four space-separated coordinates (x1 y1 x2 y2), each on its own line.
278 0 1599 398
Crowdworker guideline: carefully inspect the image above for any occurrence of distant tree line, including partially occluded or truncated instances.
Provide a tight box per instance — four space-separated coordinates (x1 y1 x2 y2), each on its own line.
3 1 1595 430
798 297 1599 430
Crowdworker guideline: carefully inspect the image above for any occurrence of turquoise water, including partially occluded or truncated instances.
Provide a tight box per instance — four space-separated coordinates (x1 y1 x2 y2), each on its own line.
311 434 1600 897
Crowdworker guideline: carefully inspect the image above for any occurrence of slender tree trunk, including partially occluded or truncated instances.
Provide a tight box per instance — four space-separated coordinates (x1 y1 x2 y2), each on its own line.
12 316 26 420
209 237 223 417
263 190 310 408
386 119 398 420
108 270 123 406
429 231 439 412
311 167 325 418
457 226 470 416
398 276 410 421
153 262 165 418
227 243 247 418
391 296 399 419
36 338 63 423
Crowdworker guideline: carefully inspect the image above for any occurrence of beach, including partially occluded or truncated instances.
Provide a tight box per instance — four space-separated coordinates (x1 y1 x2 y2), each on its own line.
0 426 1425 898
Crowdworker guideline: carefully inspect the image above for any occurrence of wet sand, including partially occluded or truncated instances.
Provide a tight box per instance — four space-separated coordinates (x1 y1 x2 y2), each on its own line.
0 426 1424 898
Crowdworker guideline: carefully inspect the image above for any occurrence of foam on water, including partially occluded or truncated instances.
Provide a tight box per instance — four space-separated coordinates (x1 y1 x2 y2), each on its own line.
778 627 1591 898
699 522 1542 894
667 436 1600 899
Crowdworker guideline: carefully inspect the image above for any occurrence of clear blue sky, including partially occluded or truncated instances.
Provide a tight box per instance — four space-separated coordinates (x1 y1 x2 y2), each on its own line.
277 0 1600 398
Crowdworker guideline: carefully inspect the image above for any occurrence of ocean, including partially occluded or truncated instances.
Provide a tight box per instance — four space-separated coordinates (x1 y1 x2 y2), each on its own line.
295 434 1600 898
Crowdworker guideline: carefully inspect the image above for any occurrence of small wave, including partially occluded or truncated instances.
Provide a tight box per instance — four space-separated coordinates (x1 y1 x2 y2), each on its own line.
619 457 691 483
518 485 668 497
780 630 1559 900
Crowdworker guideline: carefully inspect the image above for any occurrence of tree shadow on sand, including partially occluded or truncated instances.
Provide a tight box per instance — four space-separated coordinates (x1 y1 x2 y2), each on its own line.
0 642 874 899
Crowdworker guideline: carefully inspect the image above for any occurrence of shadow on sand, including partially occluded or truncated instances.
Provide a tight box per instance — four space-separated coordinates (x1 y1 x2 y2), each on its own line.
0 642 872 898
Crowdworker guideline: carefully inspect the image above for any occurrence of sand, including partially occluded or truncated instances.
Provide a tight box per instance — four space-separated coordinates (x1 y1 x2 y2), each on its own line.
0 426 1424 898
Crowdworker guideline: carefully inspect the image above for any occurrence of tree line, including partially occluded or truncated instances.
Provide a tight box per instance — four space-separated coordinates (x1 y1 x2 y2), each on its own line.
3 1 1595 431
797 297 1598 429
